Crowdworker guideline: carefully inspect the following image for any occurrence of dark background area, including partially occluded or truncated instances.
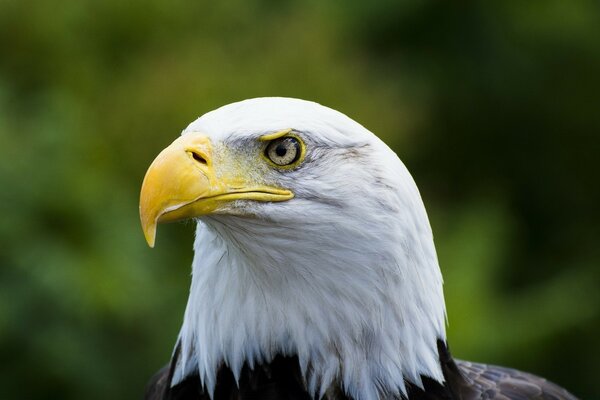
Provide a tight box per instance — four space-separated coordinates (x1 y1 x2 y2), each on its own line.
0 1 598 399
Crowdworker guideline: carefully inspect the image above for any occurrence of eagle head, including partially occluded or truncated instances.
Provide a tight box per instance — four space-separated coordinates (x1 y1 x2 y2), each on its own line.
140 98 446 400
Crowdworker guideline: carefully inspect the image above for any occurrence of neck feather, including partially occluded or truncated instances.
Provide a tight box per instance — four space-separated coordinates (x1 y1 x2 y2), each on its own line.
172 196 447 400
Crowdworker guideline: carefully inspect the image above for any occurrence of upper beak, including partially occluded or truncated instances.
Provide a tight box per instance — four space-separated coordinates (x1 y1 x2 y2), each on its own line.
139 132 293 247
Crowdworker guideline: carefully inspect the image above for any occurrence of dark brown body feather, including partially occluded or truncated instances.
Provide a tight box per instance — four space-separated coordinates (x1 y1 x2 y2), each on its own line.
144 341 577 400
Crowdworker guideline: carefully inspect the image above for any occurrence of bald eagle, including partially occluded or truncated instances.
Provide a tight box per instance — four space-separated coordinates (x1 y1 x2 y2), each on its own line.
140 98 577 400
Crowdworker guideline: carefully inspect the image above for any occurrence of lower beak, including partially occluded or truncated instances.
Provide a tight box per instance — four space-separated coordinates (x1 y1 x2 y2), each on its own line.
139 132 293 247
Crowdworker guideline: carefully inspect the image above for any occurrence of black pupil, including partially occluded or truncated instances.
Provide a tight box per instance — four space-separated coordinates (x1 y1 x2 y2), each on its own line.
275 144 288 157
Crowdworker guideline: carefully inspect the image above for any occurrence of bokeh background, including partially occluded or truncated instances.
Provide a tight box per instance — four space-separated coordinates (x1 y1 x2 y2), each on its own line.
1 1 599 399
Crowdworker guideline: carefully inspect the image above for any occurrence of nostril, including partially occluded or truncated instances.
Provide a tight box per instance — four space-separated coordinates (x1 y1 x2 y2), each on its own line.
189 151 208 165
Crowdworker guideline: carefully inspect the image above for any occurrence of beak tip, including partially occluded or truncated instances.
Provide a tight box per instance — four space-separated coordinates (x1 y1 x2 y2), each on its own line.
142 219 157 248
145 233 156 248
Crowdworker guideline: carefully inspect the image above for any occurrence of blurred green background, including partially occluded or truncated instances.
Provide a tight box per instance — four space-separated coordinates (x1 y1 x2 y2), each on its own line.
1 0 598 399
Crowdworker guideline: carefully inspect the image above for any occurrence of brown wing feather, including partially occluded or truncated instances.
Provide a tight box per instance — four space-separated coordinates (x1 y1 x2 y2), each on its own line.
144 366 207 400
452 360 579 400
144 365 169 400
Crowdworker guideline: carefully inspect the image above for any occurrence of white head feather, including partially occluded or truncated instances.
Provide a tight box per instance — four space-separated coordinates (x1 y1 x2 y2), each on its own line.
170 98 447 400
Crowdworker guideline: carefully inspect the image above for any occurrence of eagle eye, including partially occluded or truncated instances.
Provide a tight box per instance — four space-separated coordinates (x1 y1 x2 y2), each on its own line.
264 136 304 168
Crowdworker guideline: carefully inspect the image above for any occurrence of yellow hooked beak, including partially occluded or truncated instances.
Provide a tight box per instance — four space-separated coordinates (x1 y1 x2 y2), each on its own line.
140 132 294 247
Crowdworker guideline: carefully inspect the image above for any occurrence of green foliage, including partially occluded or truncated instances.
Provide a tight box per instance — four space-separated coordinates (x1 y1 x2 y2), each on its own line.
0 0 598 398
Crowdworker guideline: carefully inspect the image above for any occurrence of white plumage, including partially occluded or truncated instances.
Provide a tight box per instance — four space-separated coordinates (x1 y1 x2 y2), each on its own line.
170 98 447 400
